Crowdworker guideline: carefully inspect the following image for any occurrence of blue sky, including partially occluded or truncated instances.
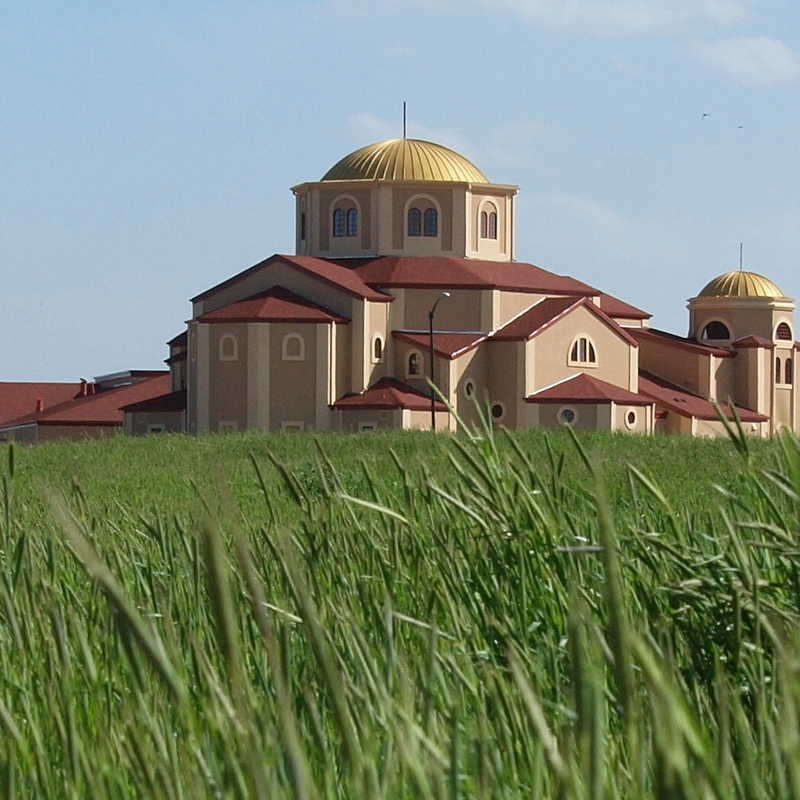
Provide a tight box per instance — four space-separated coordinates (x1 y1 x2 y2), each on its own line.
3 0 799 380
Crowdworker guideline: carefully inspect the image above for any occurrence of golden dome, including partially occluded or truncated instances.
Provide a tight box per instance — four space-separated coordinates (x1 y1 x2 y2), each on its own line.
698 270 785 299
321 138 489 183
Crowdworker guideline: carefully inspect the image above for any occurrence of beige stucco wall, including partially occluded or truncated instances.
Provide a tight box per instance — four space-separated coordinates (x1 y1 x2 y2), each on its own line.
638 338 709 394
391 186 454 253
209 324 248 432
318 187 373 255
336 408 402 432
469 190 513 260
497 292 543 328
401 288 486 331
38 424 119 442
449 345 490 429
530 403 599 431
404 409 452 431
532 305 635 392
690 299 795 344
486 341 522 429
269 323 318 430
364 300 390 387
126 411 185 435
0 424 38 443
613 403 652 434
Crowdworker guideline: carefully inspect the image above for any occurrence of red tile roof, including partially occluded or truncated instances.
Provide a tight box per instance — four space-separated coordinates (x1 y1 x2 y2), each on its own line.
197 286 349 324
733 335 774 349
598 292 651 320
638 371 767 422
631 328 734 357
0 374 171 429
333 377 447 411
392 331 487 359
350 256 601 295
121 389 186 413
491 296 639 346
0 382 85 425
191 254 392 304
525 373 653 405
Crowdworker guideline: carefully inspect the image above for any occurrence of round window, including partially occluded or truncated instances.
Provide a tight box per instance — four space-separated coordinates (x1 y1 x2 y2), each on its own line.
558 407 577 426
464 380 475 398
625 410 637 429
491 403 505 420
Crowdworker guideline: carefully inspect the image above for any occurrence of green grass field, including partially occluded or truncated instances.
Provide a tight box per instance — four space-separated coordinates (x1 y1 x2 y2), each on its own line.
1 423 799 798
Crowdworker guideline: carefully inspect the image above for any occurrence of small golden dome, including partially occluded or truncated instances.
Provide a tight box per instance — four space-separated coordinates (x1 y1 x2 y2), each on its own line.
321 138 489 183
698 270 785 299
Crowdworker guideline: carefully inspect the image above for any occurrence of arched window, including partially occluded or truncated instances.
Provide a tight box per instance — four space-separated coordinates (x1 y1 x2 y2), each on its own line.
332 209 345 238
480 211 488 239
786 359 794 385
346 208 358 237
488 211 498 239
776 322 793 341
219 333 238 362
569 336 597 366
372 336 383 363
702 321 730 340
407 351 423 376
423 208 438 237
282 333 305 362
776 356 782 383
408 208 422 237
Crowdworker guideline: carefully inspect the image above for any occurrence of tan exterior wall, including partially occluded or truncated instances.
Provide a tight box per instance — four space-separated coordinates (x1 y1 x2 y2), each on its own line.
126 411 185 435
365 301 390 387
209 324 248 432
710 356 736 404
469 190 513 261
401 289 485 331
403 409 451 431
449 346 490 429
336 408 403 432
38 424 120 442
531 403 599 431
690 299 795 344
391 186 454 254
638 338 708 394
613 404 652 434
0 424 38 443
497 291 543 327
269 323 318 430
487 341 522 429
318 187 373 255
532 305 634 391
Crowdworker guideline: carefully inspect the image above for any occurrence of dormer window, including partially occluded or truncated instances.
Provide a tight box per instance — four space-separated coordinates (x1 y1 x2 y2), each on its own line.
701 321 731 341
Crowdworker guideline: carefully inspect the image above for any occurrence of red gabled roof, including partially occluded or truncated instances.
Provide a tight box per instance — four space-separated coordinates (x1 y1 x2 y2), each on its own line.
631 328 734 357
526 373 653 405
333 377 446 411
638 371 767 423
121 389 186 414
0 373 171 429
598 292 651 320
392 331 487 359
0 382 85 425
491 296 639 346
350 256 600 295
191 254 392 304
733 335 774 349
197 286 349 324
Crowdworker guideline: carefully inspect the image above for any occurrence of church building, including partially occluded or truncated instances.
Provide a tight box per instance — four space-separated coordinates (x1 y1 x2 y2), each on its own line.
126 137 799 437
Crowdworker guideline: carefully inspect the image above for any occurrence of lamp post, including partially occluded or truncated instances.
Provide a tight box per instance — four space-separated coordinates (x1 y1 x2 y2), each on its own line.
428 292 450 432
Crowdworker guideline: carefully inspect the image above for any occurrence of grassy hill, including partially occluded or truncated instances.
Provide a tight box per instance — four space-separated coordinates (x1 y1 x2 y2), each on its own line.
1 426 799 797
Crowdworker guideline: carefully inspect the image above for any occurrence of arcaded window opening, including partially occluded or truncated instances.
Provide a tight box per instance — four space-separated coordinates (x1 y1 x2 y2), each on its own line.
408 208 422 237
423 208 438 237
702 320 731 341
282 333 305 362
372 336 384 363
346 208 358 237
488 211 498 239
407 351 423 377
219 333 238 362
480 211 488 239
332 208 345 238
776 322 793 341
786 358 794 385
569 336 597 366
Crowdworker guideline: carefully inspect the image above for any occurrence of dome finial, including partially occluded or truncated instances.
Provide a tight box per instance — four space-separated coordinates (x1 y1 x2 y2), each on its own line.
739 242 743 272
403 101 407 139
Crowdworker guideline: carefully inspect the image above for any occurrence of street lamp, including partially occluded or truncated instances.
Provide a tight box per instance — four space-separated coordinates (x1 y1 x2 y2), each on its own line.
428 291 450 431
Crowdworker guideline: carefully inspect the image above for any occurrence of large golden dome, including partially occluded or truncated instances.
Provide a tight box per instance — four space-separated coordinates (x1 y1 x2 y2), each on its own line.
321 138 489 183
698 270 785 299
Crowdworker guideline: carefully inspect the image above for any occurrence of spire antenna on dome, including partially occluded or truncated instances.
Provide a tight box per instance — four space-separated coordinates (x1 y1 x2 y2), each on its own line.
739 242 743 271
402 101 406 139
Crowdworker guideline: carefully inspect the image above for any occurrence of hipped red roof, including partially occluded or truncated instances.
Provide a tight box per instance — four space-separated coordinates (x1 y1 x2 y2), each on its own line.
392 331 487 359
638 371 767 423
492 297 639 346
333 377 446 411
733 335 774 349
0 373 171 428
525 373 653 405
0 382 85 425
631 328 734 357
198 286 348 324
192 254 392 304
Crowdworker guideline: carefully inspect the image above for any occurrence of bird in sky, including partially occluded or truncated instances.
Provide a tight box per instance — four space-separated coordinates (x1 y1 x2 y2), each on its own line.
701 113 711 119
